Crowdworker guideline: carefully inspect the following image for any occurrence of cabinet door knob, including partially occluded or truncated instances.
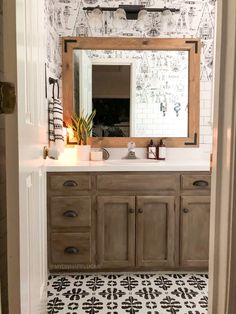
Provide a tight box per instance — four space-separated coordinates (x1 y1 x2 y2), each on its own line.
63 180 78 187
63 210 78 218
193 180 208 187
64 247 80 255
129 208 135 214
138 208 143 214
183 208 189 213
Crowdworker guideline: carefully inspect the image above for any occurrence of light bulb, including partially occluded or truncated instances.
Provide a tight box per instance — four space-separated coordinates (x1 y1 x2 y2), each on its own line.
135 9 151 32
113 8 127 31
88 8 103 31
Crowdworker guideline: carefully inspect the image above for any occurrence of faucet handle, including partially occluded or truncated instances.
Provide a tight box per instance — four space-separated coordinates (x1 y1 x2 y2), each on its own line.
101 148 110 160
128 142 136 152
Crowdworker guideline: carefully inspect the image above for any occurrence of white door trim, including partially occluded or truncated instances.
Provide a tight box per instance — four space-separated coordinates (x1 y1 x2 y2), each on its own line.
208 0 236 313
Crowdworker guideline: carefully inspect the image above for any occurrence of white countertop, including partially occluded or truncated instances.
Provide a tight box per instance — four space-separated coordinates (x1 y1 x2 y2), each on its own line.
44 147 211 172
44 159 210 172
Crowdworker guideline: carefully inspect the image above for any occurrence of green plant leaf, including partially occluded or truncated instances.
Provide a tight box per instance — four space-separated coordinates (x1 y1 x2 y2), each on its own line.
70 109 96 145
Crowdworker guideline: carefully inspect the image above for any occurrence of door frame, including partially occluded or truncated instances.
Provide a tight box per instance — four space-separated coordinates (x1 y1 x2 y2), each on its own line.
1 0 20 313
208 0 236 313
2 0 236 313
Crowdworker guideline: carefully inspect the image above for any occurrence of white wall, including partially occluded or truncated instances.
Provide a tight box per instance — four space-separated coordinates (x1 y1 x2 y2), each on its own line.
45 0 216 153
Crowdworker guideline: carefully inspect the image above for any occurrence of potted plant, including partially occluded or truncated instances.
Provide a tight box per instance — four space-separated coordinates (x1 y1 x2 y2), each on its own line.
70 110 96 161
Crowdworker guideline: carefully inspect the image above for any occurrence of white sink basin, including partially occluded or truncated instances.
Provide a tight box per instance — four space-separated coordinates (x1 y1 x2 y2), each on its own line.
105 159 161 164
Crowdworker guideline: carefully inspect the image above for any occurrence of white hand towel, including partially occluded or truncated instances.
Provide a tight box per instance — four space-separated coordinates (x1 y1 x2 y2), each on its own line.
48 98 64 152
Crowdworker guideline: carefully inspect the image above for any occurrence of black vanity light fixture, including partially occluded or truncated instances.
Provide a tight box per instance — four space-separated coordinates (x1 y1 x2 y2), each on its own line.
83 5 180 20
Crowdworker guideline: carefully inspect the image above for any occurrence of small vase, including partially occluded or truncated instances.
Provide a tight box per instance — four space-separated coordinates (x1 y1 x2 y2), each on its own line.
75 145 91 161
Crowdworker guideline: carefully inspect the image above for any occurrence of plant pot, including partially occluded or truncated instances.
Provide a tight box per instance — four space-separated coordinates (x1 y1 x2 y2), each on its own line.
75 145 91 161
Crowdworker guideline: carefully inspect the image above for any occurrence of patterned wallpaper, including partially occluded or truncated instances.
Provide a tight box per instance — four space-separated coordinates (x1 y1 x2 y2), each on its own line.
45 0 216 151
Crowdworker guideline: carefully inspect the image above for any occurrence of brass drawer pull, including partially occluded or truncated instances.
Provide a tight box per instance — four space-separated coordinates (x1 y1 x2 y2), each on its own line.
138 208 143 214
63 210 78 218
64 247 80 255
129 208 135 214
193 180 209 187
63 180 78 187
183 208 189 213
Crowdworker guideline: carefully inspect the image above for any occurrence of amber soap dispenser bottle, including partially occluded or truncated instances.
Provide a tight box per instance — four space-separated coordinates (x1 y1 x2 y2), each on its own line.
157 139 166 160
147 139 156 159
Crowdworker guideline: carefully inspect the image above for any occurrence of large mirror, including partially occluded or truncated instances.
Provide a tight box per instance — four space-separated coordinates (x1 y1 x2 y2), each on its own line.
63 38 200 147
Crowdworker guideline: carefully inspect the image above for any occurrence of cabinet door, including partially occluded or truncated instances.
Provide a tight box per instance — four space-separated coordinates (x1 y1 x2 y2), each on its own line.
97 196 135 268
136 196 176 267
180 196 210 268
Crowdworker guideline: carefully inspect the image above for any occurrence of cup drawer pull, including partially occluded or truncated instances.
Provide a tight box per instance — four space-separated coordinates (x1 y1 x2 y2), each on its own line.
63 180 78 187
193 180 208 187
64 247 80 255
63 210 78 218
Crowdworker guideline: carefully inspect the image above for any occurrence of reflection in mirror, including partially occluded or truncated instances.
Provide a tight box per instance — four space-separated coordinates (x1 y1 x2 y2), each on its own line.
73 49 189 138
93 65 130 137
74 52 132 137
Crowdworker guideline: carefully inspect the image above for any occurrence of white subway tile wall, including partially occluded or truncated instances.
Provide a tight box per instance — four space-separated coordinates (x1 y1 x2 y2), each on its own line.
45 0 216 153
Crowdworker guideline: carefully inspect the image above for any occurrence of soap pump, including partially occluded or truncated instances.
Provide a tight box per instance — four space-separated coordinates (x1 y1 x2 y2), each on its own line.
147 139 156 159
157 139 166 160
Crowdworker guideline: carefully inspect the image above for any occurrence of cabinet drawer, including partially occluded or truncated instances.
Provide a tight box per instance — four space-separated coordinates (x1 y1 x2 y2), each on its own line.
181 175 211 191
48 173 91 191
51 233 91 264
49 196 91 228
97 174 178 191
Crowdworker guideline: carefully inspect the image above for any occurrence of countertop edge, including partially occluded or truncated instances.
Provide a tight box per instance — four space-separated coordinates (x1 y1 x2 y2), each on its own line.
43 161 211 172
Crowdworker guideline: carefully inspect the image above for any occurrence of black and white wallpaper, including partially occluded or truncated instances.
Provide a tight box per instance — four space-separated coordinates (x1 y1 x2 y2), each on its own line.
45 0 216 150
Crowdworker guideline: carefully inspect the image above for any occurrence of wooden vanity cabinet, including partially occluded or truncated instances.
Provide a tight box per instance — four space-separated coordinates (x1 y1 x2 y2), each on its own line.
180 196 210 268
179 174 211 268
47 171 211 272
96 195 176 270
97 196 135 268
136 196 176 268
47 173 96 271
96 173 178 270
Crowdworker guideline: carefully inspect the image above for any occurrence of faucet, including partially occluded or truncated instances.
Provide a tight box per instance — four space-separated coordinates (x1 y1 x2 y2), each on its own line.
123 142 138 159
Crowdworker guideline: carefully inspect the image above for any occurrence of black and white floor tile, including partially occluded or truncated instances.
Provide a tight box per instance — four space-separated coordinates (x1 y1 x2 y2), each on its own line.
48 273 208 314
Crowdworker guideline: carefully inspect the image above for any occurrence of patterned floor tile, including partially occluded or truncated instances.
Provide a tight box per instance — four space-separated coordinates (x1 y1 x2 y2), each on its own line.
48 273 208 314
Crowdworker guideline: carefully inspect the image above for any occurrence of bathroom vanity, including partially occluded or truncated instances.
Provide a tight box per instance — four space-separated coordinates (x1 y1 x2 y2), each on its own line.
47 163 211 272
46 36 210 272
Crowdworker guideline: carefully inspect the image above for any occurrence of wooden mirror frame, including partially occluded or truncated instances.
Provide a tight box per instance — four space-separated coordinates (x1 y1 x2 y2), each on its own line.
62 37 200 148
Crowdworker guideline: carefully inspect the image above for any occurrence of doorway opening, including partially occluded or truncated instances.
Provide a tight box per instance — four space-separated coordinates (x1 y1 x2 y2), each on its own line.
92 64 131 137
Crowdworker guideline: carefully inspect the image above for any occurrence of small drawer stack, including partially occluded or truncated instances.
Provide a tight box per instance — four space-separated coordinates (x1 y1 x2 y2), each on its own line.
47 173 94 270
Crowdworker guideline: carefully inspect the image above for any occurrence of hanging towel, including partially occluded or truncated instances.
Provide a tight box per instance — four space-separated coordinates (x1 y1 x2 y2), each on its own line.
48 99 54 144
48 98 64 152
